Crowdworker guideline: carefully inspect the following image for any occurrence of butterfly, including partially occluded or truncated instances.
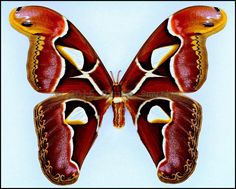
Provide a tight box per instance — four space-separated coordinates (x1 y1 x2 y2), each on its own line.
9 5 226 185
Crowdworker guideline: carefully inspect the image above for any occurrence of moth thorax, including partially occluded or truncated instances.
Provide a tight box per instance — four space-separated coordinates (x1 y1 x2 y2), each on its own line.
112 84 122 98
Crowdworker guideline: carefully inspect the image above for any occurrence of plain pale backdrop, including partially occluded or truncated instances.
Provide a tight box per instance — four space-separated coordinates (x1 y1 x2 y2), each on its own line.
1 1 235 188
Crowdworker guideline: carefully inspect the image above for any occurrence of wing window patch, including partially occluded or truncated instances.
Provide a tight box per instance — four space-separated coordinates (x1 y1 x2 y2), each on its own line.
65 106 88 125
56 45 84 70
151 44 179 70
147 105 171 124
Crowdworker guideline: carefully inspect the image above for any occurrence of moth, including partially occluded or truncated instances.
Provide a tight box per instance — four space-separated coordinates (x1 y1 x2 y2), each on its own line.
9 5 226 185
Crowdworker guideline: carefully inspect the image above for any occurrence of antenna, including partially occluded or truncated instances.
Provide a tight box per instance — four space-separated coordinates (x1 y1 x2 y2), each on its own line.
116 70 122 83
110 71 115 84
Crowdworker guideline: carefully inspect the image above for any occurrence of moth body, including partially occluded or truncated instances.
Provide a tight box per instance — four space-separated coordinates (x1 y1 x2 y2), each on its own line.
112 83 125 128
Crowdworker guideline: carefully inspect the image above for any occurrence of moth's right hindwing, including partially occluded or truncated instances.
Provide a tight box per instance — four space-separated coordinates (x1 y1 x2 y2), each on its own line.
126 94 202 183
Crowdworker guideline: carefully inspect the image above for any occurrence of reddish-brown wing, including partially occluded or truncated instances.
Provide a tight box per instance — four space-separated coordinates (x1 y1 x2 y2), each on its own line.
9 6 113 95
126 94 202 183
54 20 113 95
34 94 110 185
120 19 181 94
120 6 227 95
9 6 113 185
122 6 226 183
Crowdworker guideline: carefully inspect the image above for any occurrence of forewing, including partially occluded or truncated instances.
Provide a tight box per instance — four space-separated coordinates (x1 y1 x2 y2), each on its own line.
120 6 227 95
120 19 180 94
9 6 113 95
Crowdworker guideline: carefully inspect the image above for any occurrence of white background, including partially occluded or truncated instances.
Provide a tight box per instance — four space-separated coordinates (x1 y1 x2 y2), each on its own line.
1 1 235 187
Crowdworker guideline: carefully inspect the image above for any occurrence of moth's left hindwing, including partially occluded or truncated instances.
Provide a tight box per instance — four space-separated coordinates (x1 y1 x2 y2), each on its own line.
34 94 109 185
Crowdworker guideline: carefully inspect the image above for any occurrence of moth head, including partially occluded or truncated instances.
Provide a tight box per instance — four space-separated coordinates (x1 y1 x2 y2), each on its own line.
9 6 66 37
169 6 227 37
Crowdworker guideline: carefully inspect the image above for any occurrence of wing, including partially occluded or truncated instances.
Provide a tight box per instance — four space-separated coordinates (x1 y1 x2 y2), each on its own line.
126 94 202 183
34 94 110 185
122 6 227 183
9 6 113 185
9 6 113 95
120 6 227 94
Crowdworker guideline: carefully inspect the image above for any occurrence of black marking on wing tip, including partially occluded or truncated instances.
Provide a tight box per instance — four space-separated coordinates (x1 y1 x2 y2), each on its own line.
21 21 33 27
16 7 22 12
203 22 214 27
214 7 220 12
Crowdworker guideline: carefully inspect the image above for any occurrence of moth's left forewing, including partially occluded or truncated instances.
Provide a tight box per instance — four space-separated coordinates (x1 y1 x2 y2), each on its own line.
54 20 113 95
126 94 202 183
9 6 113 95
